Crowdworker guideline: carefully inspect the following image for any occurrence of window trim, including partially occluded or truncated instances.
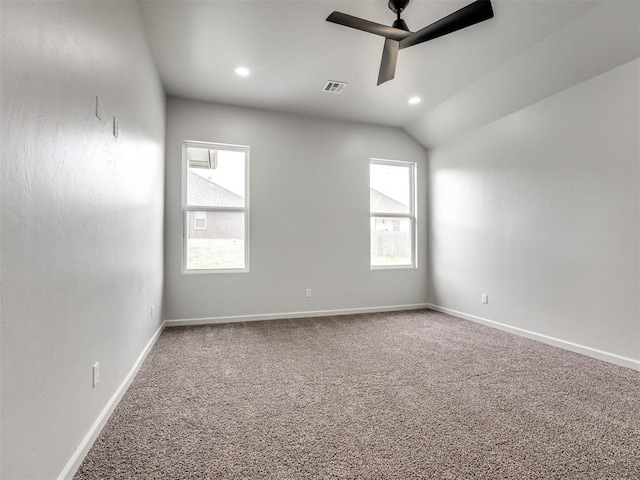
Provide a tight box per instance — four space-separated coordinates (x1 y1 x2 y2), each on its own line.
181 140 250 274
369 158 417 270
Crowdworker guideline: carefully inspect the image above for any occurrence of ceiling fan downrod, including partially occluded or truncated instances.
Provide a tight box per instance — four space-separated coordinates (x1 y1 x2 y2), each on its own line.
390 0 410 31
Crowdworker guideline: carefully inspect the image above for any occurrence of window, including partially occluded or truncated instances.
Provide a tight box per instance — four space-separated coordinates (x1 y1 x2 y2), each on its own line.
183 141 249 272
370 159 416 268
194 211 207 230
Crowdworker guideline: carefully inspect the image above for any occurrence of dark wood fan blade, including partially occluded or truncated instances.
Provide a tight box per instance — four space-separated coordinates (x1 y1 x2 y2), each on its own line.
399 0 493 50
327 12 412 41
377 38 399 85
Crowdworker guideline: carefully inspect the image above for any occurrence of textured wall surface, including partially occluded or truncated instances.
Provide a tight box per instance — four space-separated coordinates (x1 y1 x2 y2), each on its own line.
0 1 165 478
426 59 640 363
164 99 427 321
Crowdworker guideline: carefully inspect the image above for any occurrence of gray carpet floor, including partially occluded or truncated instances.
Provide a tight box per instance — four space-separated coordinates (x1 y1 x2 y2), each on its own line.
74 309 640 479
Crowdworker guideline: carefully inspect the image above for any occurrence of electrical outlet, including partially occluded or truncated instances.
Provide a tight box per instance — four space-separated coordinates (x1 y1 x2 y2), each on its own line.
150 305 155 319
95 96 103 120
92 362 100 388
482 294 488 304
113 116 119 138
306 288 312 298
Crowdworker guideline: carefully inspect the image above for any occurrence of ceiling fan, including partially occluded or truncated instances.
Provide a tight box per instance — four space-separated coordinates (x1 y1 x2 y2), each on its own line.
326 0 494 86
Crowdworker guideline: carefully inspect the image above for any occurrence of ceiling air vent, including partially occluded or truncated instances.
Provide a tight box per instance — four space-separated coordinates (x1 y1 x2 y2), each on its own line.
323 80 347 94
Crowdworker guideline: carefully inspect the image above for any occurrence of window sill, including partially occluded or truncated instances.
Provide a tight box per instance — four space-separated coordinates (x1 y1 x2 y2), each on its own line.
371 265 416 271
181 268 249 275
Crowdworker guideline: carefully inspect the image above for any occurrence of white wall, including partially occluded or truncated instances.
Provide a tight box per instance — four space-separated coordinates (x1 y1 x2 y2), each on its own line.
426 59 640 366
405 1 640 149
164 99 427 321
0 2 165 479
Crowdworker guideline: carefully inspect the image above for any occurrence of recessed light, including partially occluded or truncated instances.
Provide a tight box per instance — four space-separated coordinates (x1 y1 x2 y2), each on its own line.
408 96 421 105
235 67 250 77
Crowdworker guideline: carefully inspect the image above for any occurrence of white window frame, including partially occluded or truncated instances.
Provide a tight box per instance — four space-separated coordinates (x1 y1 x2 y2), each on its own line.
370 158 417 270
182 140 250 274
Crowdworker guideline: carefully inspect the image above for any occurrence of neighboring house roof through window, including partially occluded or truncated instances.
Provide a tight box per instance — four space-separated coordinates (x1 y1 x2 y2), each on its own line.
370 187 407 213
187 171 244 207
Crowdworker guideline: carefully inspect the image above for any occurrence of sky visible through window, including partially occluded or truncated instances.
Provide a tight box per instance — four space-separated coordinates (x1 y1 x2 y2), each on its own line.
370 163 410 208
190 149 245 197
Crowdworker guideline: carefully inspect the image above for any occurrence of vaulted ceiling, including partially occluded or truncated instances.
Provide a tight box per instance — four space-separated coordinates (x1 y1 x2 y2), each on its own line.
137 0 640 148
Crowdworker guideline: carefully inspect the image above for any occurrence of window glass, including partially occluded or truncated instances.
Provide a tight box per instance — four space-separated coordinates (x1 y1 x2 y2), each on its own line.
370 217 412 266
186 211 245 270
184 142 249 272
370 163 410 214
187 148 246 208
370 160 415 268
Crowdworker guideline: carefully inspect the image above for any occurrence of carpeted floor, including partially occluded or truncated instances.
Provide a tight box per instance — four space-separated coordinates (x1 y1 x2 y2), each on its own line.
74 309 640 479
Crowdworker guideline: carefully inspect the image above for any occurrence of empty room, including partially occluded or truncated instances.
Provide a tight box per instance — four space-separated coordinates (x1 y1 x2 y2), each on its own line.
1 0 639 478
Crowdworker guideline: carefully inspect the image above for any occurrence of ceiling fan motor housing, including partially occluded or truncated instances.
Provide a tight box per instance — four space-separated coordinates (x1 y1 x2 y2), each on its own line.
388 0 410 14
392 18 410 31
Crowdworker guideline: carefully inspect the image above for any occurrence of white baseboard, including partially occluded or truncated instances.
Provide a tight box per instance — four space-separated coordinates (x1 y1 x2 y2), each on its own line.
57 321 166 480
426 304 640 371
165 303 431 327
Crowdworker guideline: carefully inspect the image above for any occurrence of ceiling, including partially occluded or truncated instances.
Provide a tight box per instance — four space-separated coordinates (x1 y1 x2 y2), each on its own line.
137 0 639 140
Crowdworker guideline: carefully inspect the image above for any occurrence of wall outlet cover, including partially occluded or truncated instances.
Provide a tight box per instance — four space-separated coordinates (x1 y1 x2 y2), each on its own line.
92 362 100 387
